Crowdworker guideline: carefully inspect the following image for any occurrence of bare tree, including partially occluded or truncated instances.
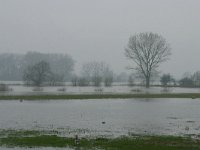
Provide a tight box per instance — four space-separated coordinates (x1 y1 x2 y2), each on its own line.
133 69 159 86
81 62 104 87
81 61 114 87
71 74 79 86
81 63 93 85
48 73 64 86
192 71 200 87
23 52 74 81
23 61 51 86
103 65 113 87
91 62 108 86
125 32 171 88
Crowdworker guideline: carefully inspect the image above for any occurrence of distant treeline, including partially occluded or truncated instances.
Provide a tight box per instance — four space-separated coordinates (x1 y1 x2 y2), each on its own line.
1 51 200 88
0 52 74 81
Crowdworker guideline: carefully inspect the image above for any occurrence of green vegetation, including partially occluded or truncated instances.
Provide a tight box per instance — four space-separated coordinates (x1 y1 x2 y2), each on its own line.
0 130 200 149
0 93 200 100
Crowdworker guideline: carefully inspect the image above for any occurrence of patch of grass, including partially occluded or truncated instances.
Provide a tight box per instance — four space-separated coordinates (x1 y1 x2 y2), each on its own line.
0 135 71 147
0 93 200 100
0 129 53 137
0 130 200 149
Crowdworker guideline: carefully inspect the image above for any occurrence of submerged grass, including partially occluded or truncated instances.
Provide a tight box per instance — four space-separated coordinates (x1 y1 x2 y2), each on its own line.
0 130 200 149
0 93 200 100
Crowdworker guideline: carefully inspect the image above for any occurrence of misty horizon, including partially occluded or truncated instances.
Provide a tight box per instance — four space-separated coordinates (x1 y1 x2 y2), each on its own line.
0 0 200 78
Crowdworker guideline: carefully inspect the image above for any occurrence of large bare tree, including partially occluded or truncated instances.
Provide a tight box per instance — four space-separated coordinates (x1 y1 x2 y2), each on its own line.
125 32 171 88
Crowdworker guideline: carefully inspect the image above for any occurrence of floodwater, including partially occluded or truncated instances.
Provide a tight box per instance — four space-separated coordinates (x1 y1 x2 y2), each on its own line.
1 98 200 149
1 84 200 95
0 99 200 137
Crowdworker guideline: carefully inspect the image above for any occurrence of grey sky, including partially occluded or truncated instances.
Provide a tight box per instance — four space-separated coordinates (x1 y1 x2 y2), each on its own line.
0 0 200 78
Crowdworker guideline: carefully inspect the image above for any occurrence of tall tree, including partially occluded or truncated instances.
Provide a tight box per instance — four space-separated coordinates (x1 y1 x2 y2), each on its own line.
125 32 171 88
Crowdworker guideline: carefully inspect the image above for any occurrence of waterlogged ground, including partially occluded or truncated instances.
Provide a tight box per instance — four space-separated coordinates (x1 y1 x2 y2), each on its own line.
1 84 200 96
1 98 200 149
0 99 200 138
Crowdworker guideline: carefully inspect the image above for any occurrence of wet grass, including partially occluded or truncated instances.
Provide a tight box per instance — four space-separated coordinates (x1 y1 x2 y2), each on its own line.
0 134 200 149
0 130 200 149
0 93 200 100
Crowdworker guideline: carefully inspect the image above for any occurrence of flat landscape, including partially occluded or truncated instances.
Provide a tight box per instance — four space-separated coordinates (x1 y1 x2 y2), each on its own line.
1 0 200 149
0 90 200 149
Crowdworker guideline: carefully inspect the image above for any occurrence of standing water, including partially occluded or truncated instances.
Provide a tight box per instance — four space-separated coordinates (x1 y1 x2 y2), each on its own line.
0 98 200 137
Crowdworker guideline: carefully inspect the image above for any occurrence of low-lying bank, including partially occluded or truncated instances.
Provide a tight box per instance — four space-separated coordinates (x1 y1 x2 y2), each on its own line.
0 93 200 100
0 130 200 150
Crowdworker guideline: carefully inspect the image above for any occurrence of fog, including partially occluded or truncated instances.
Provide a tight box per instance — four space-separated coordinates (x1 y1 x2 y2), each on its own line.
0 0 200 78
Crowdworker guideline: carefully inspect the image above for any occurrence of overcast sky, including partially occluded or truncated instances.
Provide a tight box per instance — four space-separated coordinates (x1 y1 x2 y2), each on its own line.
0 0 200 78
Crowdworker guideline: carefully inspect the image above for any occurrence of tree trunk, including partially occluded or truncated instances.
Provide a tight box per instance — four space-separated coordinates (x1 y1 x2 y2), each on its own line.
146 77 150 88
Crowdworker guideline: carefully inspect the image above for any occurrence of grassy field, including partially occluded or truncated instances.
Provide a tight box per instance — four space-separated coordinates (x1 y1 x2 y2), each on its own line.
0 93 200 100
0 130 200 150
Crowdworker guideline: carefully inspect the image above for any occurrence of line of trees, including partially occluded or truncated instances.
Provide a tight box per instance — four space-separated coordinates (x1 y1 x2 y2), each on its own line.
127 71 200 88
159 72 200 87
71 61 114 87
0 32 172 88
124 32 200 88
178 71 200 87
0 52 74 84
2 32 200 88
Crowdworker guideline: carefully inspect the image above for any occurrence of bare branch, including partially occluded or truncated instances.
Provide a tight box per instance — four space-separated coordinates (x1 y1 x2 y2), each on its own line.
125 32 171 88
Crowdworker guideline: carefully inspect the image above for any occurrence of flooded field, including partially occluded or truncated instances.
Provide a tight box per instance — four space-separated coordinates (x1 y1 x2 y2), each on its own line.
0 98 200 138
1 84 200 95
